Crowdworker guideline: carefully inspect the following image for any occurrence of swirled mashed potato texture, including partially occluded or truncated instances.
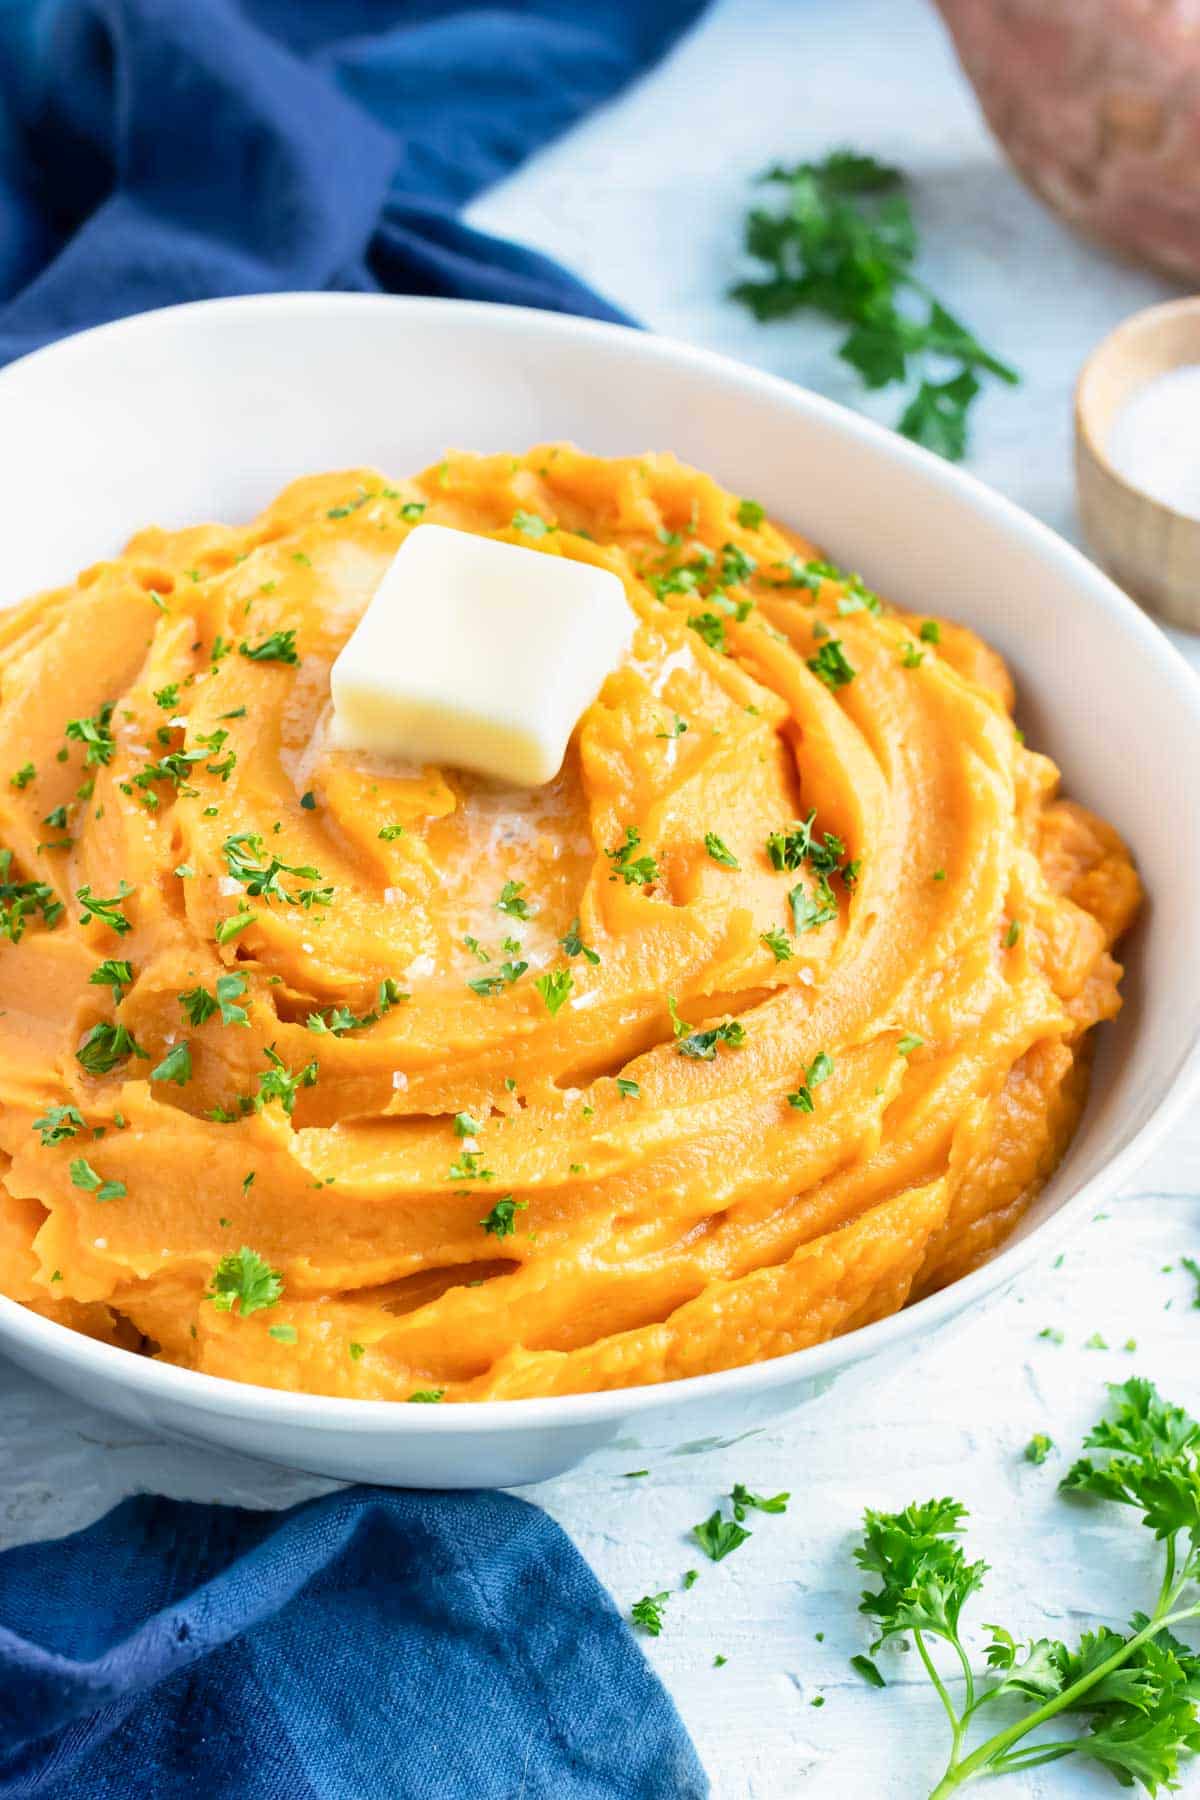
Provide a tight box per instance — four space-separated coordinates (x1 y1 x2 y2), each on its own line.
0 449 1139 1400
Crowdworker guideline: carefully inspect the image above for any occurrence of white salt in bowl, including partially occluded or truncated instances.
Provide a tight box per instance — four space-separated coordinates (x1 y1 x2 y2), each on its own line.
0 293 1199 1487
1076 294 1200 631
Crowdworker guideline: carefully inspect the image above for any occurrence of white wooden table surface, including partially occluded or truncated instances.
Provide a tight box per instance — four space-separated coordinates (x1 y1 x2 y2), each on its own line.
4 2 1199 1796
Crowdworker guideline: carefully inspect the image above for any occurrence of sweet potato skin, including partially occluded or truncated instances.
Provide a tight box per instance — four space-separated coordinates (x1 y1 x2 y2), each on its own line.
936 0 1200 282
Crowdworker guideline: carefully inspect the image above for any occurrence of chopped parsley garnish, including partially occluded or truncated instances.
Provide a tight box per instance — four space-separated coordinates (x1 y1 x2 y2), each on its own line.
1004 920 1021 949
448 1148 493 1184
90 959 133 1002
0 849 63 943
765 810 846 875
669 995 746 1061
1024 1433 1054 1466
10 762 34 789
693 1510 752 1562
378 823 405 841
468 960 527 997
65 703 116 766
789 876 838 934
919 619 941 644
787 1051 834 1113
631 1592 670 1636
852 1378 1200 1794
730 151 1017 461
480 1195 527 1238
150 1041 193 1086
688 611 727 652
268 1324 297 1345
807 638 856 689
69 1157 125 1202
703 832 739 869
737 498 765 529
760 926 793 962
221 833 332 908
153 683 180 709
206 1246 283 1316
560 918 601 965
850 1654 886 1689
215 908 255 944
34 1104 85 1145
606 825 660 889
181 972 250 1028
76 883 133 936
400 501 426 522
730 1483 790 1520
496 879 534 919
616 1078 641 1100
454 1112 484 1138
254 1047 318 1116
512 510 552 537
307 979 406 1037
534 968 573 1017
896 1033 924 1055
239 629 299 665
656 714 689 740
76 1021 148 1075
901 642 924 668
1181 1257 1200 1307
720 542 757 586
408 1389 445 1403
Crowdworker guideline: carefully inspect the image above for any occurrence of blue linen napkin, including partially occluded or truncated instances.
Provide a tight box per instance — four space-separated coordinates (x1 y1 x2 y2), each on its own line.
0 1 714 1793
0 1488 709 1798
0 0 706 364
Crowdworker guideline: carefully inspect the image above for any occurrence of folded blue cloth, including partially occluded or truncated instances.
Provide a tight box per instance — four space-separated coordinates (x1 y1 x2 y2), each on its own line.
0 1488 708 1798
0 0 705 365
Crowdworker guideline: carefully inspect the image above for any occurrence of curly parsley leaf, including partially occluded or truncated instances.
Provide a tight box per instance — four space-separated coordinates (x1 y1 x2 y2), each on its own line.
534 967 573 1017
480 1195 527 1239
90 959 133 1002
851 1380 1200 1794
34 1103 85 1146
631 1592 670 1636
668 995 746 1061
730 152 1017 462
150 1041 192 1086
693 1510 752 1563
76 1020 148 1075
606 826 661 890
239 629 299 665
703 831 740 870
206 1246 283 1316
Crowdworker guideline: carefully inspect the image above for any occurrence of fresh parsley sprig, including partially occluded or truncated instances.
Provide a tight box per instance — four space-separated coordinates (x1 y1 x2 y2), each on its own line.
730 151 1018 461
854 1379 1200 1796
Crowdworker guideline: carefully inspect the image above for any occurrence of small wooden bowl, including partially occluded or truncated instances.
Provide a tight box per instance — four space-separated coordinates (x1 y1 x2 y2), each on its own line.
1075 296 1200 632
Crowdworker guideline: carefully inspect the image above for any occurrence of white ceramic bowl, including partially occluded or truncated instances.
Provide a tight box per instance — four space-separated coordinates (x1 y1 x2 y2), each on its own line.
0 295 1197 1489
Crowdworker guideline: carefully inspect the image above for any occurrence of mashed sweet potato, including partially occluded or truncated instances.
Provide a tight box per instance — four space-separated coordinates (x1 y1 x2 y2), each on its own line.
0 448 1139 1401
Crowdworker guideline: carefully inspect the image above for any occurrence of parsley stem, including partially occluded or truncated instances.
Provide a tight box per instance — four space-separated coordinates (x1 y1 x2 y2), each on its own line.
933 1582 1200 1793
914 1630 964 1769
1157 1531 1178 1616
988 1741 1080 1774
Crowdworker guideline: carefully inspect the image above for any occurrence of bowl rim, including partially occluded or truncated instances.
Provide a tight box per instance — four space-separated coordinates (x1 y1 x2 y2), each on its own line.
2 289 1200 1436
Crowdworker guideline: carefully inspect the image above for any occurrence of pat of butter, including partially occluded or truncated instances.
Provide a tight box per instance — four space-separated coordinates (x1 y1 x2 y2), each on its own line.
329 524 634 786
